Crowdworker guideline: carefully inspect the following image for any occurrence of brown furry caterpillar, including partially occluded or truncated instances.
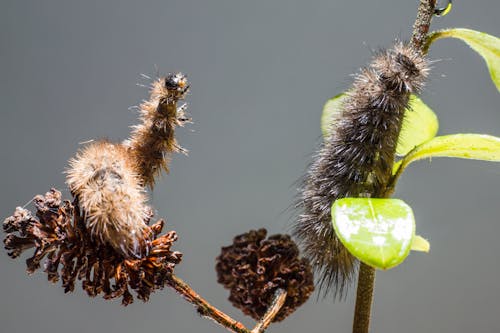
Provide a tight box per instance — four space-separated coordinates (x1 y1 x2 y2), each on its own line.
67 73 190 258
294 43 429 297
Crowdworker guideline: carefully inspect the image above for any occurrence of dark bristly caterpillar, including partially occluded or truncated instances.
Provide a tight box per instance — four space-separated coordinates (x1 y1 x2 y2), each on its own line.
294 43 429 297
66 73 190 259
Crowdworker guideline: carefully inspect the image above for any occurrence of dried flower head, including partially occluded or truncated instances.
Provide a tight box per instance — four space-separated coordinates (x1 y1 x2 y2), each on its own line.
3 189 182 305
216 229 314 322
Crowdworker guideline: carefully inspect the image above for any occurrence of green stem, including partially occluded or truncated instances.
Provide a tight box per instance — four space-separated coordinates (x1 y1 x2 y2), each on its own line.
422 29 452 54
352 263 376 333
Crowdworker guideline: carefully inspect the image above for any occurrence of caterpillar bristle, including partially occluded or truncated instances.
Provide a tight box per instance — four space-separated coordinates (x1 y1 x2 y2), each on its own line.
66 141 153 258
294 43 429 297
66 73 190 258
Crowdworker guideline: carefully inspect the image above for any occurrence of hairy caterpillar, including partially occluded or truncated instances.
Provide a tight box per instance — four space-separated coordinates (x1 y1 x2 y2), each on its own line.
294 43 429 296
66 73 190 258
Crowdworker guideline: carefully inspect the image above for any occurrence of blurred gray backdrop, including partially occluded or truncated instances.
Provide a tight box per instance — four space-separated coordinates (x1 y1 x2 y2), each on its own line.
1 1 499 332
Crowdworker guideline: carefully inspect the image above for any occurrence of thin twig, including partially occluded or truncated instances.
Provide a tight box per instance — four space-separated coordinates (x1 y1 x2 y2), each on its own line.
352 2 438 333
167 274 251 333
410 0 437 50
251 289 288 333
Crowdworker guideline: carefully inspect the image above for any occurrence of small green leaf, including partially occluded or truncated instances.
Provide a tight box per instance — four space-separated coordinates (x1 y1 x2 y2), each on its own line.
394 134 500 176
331 198 415 270
411 235 430 253
321 93 348 137
427 28 500 92
397 95 439 156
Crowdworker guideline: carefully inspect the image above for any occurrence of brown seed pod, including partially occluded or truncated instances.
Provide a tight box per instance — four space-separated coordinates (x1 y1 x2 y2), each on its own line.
3 189 182 305
216 229 314 322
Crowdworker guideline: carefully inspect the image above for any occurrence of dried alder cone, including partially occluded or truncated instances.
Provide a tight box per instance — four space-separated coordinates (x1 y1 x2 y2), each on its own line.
216 229 314 322
295 43 429 296
3 189 182 305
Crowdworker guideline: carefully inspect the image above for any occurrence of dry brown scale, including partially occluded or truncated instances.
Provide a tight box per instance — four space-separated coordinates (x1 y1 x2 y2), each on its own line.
3 189 182 305
216 229 315 322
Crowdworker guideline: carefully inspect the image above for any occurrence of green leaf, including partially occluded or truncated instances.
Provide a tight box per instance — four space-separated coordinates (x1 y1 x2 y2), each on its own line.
411 235 430 253
394 134 500 176
397 95 439 156
427 28 500 92
321 93 348 137
331 198 415 270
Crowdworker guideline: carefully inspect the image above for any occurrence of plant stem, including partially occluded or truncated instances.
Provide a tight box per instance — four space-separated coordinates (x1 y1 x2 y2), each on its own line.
352 263 376 333
167 274 251 333
352 2 438 333
410 0 437 50
251 289 287 333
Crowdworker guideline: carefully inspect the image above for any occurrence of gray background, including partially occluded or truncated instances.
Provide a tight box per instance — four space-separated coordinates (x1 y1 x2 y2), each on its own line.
1 1 499 332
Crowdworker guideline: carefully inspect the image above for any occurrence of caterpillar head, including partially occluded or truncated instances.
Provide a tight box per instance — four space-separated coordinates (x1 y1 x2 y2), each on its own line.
373 44 429 94
164 72 189 101
391 44 429 93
